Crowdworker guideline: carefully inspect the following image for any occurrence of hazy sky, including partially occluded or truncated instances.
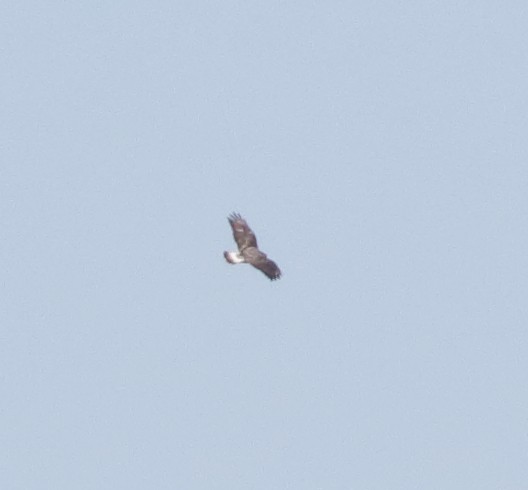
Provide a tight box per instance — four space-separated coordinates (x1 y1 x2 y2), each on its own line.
2 1 527 489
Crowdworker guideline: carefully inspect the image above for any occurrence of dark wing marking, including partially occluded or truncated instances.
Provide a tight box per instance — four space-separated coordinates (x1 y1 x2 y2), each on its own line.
253 258 281 280
243 247 282 281
227 213 257 251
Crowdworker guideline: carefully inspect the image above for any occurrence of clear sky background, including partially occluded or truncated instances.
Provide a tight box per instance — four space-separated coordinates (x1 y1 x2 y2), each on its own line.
2 1 527 489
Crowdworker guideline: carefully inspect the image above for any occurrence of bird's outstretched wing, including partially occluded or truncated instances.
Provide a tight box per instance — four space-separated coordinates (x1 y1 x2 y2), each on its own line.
228 213 258 251
243 247 282 281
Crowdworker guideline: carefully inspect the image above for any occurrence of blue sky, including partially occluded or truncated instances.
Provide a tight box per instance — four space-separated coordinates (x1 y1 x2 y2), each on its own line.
2 1 527 489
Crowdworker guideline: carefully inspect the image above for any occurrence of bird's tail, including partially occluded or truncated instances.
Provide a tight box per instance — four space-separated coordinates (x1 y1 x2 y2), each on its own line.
224 251 244 264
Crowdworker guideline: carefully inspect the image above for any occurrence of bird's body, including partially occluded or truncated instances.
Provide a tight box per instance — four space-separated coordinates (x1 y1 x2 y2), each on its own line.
224 213 281 280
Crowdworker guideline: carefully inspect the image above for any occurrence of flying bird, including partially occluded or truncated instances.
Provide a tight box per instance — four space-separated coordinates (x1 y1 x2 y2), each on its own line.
224 213 281 281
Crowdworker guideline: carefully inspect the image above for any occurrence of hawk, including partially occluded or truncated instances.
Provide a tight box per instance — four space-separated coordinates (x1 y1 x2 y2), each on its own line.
224 213 282 281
